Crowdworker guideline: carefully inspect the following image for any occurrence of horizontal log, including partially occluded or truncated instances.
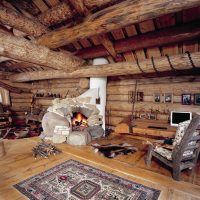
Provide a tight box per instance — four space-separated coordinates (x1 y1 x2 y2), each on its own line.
107 101 200 113
10 106 31 112
107 82 200 95
0 5 48 37
33 79 79 84
0 81 30 93
37 0 200 48
9 52 200 82
31 88 87 96
1 80 32 89
76 21 200 59
11 99 32 103
12 103 31 107
32 78 89 89
106 116 124 126
37 0 120 27
10 93 33 99
0 32 85 72
37 2 74 26
106 110 170 120
107 76 200 86
36 99 52 106
107 94 182 103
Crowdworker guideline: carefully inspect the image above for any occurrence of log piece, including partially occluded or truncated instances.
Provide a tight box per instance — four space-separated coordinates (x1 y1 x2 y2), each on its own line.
10 52 200 82
37 0 200 48
37 2 74 27
37 0 122 27
0 5 48 37
0 32 85 72
32 141 62 158
0 81 30 93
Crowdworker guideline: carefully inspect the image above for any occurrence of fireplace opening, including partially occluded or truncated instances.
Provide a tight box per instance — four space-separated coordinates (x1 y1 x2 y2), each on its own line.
72 112 88 131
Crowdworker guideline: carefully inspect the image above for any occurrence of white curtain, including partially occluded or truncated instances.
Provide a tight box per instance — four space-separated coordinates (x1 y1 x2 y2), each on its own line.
0 87 10 105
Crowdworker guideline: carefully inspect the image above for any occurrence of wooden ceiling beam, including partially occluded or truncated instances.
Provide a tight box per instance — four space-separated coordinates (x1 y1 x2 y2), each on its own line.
99 33 121 61
75 21 200 59
37 0 122 27
37 0 200 48
37 2 74 27
0 5 48 37
10 52 200 82
0 32 85 72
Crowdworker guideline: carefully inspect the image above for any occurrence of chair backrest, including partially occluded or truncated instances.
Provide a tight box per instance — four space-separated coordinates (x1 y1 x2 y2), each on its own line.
172 115 200 162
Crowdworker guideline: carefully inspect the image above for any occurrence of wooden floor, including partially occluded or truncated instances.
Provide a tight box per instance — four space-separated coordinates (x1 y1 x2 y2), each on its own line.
0 135 200 200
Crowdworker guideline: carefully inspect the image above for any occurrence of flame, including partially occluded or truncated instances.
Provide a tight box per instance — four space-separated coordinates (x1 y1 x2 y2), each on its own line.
72 112 88 127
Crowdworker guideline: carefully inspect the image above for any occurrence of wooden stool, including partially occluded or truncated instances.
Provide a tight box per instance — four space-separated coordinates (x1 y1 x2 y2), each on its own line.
0 140 5 157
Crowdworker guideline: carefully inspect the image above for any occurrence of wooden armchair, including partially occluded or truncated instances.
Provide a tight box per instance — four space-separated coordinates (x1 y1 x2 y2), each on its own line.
145 115 200 181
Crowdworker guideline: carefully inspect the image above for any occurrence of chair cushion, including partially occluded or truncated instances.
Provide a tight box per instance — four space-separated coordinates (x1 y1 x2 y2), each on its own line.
173 120 190 146
173 120 199 147
154 146 194 160
154 146 172 160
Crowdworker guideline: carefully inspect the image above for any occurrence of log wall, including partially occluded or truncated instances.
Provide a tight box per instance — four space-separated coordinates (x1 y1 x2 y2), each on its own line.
6 78 89 125
106 77 200 127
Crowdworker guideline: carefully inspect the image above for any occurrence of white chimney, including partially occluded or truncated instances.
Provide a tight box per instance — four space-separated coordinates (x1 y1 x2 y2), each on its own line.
78 58 108 130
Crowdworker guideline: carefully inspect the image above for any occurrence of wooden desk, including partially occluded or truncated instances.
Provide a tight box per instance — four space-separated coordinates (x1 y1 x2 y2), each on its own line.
132 119 176 138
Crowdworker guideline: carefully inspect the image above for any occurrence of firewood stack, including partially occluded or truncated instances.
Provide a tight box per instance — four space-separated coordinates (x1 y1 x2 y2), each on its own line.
32 141 62 158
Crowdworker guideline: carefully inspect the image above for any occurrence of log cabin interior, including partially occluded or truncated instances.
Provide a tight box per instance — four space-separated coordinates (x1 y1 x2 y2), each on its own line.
0 0 200 199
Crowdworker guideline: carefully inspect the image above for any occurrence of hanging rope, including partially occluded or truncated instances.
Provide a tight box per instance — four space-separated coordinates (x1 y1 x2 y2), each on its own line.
136 58 145 74
165 54 177 71
185 51 196 69
151 56 159 74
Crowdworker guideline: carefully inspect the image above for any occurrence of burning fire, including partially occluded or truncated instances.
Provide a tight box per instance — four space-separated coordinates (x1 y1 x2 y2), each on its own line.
72 112 88 127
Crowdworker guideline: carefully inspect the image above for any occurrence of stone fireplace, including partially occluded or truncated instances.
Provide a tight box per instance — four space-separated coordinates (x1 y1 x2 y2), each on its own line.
41 58 108 144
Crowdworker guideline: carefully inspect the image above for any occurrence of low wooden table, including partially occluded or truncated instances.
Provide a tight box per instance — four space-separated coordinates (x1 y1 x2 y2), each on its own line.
132 119 176 138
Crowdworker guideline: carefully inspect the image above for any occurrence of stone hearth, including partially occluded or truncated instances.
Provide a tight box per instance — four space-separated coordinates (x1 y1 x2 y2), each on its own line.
41 97 104 144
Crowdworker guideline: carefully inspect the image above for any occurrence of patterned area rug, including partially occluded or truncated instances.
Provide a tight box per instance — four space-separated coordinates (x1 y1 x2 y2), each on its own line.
14 160 160 200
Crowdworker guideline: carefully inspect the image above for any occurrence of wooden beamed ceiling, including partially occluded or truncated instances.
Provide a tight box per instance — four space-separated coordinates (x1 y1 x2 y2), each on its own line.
0 0 199 78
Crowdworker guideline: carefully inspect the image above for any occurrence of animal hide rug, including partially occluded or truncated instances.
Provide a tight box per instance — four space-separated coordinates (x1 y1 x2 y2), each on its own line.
91 143 138 158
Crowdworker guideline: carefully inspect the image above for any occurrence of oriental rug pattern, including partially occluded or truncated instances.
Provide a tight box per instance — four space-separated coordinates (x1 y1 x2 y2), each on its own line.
14 160 160 200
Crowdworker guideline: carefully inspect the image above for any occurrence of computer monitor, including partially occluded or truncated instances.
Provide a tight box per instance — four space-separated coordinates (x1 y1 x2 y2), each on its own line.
170 111 192 127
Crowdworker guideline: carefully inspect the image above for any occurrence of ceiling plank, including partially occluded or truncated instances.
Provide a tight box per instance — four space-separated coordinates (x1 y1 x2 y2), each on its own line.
68 0 89 16
75 21 200 59
139 20 161 59
37 0 200 48
33 0 49 12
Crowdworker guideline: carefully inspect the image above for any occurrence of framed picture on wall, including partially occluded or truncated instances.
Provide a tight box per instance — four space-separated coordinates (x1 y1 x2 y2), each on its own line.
182 94 192 105
194 93 200 105
154 93 161 103
164 93 173 103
